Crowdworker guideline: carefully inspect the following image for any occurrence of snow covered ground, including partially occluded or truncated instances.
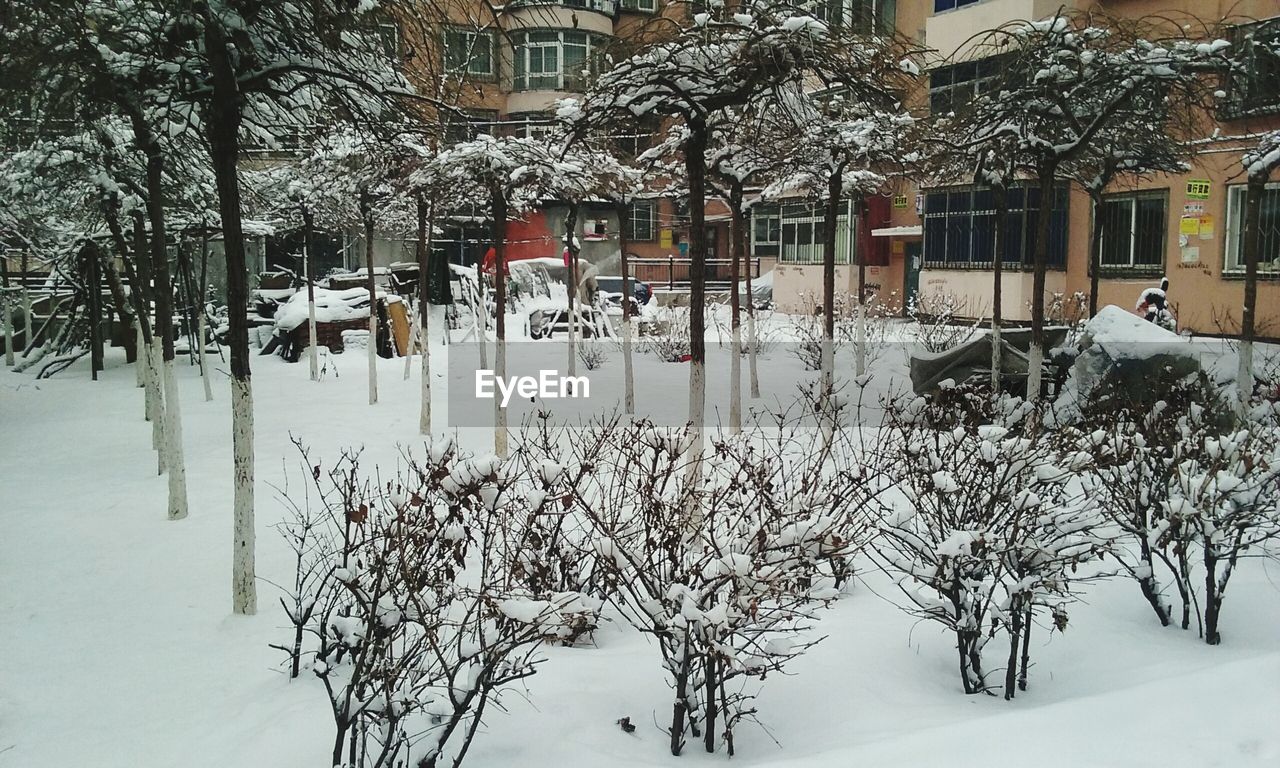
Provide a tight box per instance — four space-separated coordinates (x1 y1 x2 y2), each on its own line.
2 321 1279 767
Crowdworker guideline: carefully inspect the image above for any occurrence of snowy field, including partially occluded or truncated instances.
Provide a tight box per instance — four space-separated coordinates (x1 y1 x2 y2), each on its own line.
3 322 1280 768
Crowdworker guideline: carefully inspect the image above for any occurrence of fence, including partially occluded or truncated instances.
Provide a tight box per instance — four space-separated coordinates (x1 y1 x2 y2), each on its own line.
630 257 762 292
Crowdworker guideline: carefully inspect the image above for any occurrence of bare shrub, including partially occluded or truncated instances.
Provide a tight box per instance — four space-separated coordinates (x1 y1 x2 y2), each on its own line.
871 386 1110 698
518 411 884 755
275 438 598 768
909 291 983 353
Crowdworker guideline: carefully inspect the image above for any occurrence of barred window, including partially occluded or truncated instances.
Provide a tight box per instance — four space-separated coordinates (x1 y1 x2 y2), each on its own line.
922 183 1069 270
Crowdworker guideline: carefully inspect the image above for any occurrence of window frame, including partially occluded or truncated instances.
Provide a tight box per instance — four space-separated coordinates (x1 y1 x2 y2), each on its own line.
1224 181 1280 274
626 200 656 242
444 27 497 80
619 0 658 12
1096 189 1168 273
922 182 1069 271
511 30 608 92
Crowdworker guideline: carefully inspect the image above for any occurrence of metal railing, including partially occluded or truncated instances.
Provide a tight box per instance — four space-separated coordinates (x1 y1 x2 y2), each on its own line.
630 257 762 292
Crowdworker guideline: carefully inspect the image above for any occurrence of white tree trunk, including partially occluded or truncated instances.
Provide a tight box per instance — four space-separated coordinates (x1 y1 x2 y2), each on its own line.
854 301 867 378
990 324 1003 393
231 375 256 615
136 322 145 388
199 312 213 402
22 290 32 353
623 313 635 415
419 303 437 436
1026 342 1044 404
684 360 706 528
307 297 318 385
495 335 508 457
567 297 578 379
148 338 166 475
1238 339 1254 412
820 335 835 401
161 359 189 520
367 309 378 405
747 312 760 399
3 295 13 367
729 323 742 433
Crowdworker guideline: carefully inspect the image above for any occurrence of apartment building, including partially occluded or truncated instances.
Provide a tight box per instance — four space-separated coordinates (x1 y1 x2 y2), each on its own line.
766 0 1280 336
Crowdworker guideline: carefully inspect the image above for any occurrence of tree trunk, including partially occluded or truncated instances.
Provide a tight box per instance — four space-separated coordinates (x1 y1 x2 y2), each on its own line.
565 203 580 379
133 211 165 473
1238 176 1264 411
205 19 256 615
617 201 635 415
1018 605 1032 691
197 229 213 401
361 192 378 406
744 213 760 400
703 656 719 753
670 640 691 756
684 121 709 499
991 184 1007 392
1088 187 1104 318
855 195 868 379
492 187 509 457
136 119 188 520
416 194 435 434
302 208 319 383
728 185 743 433
820 171 843 395
1026 169 1055 404
2 287 12 368
1004 597 1022 700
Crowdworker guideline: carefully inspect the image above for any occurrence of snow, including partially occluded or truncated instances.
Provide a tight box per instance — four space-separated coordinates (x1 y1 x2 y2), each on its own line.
1 313 1278 768
1079 304 1189 361
272 286 382 332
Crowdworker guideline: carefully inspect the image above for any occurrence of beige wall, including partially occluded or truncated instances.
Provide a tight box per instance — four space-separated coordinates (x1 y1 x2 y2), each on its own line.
772 261 905 314
920 268 1067 322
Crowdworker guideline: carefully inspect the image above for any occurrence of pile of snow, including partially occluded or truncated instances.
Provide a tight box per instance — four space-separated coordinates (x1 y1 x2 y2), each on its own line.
1060 305 1201 415
341 329 370 350
272 287 383 332
1079 304 1188 361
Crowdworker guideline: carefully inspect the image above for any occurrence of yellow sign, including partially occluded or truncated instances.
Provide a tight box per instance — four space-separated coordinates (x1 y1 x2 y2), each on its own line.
659 228 673 248
1198 214 1215 240
893 194 909 208
891 239 905 256
1186 179 1211 199
1179 216 1200 236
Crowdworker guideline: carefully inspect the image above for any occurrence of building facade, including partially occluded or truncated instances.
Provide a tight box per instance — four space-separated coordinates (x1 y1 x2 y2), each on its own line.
796 0 1280 337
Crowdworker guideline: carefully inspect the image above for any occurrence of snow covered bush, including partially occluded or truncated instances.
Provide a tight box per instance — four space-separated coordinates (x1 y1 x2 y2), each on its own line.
577 342 608 371
1165 417 1280 645
275 439 597 768
871 386 1110 698
521 415 885 755
1066 380 1219 631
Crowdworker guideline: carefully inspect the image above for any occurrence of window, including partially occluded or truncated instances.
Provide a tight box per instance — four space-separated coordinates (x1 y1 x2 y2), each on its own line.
505 112 555 141
751 205 782 257
1223 18 1280 118
1225 183 1280 273
512 31 608 92
775 202 853 265
620 0 657 12
444 28 495 78
359 21 400 62
922 183 1069 270
812 0 895 34
513 0 618 12
626 200 656 241
929 56 1003 114
1098 191 1167 271
933 0 980 11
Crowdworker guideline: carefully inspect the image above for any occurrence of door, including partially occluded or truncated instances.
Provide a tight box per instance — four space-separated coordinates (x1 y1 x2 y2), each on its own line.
904 240 922 311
